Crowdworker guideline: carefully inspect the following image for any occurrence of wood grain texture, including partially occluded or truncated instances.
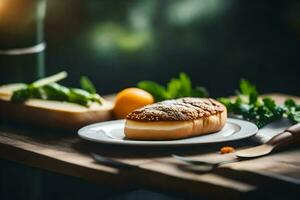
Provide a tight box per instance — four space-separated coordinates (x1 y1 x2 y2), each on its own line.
0 94 299 199
0 100 114 130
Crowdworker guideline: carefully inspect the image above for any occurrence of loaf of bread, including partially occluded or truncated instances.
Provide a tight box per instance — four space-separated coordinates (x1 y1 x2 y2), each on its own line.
125 98 227 140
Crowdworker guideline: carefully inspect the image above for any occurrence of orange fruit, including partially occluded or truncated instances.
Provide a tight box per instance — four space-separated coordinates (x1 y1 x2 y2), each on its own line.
113 88 154 119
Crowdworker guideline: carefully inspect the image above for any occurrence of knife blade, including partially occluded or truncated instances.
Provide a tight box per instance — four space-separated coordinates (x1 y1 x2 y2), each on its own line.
252 118 292 144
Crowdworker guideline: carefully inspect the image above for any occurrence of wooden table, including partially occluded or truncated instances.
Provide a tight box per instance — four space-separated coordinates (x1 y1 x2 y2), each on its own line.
0 94 299 199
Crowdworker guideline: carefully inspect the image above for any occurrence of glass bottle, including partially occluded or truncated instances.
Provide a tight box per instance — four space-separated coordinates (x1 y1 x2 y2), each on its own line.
0 0 46 84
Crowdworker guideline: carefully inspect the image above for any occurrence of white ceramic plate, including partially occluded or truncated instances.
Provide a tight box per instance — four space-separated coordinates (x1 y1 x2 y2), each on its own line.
78 118 258 146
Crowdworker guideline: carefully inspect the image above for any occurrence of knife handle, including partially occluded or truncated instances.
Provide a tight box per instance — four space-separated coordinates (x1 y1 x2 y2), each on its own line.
285 123 300 142
267 123 300 146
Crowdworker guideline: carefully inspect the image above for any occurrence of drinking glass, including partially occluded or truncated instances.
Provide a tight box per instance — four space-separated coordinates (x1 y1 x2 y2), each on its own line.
0 0 46 84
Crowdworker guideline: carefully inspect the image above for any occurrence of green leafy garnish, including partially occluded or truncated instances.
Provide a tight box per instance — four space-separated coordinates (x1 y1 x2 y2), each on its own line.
80 76 97 94
43 83 69 101
239 79 258 96
219 79 300 128
11 72 102 107
11 71 68 103
284 98 300 124
137 81 170 102
137 72 209 102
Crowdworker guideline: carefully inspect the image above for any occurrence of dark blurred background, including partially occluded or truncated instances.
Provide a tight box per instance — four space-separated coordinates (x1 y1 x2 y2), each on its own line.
44 0 300 96
1 0 300 95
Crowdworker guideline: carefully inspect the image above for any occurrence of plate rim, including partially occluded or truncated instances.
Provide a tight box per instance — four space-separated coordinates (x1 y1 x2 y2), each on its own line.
78 118 258 146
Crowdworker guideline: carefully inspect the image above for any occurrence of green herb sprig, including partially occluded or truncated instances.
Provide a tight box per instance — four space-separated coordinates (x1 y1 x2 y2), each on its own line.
137 73 209 102
11 72 102 107
218 79 300 128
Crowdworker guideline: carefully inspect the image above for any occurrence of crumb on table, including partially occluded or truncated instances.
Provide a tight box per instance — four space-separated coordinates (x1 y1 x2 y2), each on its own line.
220 146 235 154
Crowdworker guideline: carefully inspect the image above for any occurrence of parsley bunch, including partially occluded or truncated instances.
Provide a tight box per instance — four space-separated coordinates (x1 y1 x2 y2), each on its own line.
219 79 300 128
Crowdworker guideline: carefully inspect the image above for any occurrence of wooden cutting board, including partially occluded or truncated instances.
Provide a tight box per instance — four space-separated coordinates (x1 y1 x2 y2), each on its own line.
0 84 114 130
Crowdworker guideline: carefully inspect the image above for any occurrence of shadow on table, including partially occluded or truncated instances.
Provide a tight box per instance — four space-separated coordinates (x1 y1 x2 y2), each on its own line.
71 138 257 159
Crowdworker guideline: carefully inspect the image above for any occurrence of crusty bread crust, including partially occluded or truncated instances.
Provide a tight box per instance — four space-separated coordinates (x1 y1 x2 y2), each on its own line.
126 98 225 121
125 98 227 140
